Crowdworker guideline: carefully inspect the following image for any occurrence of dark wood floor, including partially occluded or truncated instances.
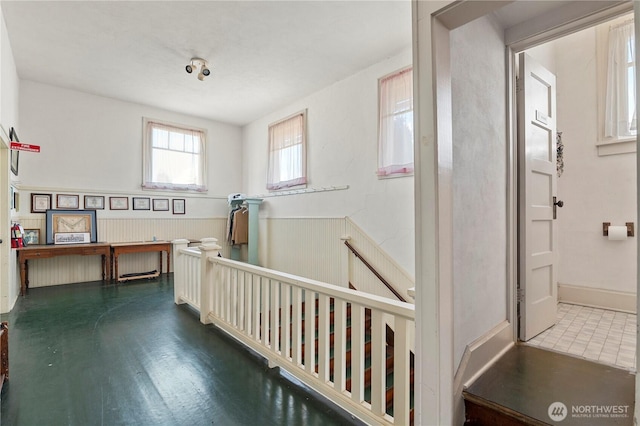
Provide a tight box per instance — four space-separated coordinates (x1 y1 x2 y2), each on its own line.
464 344 635 425
0 276 359 426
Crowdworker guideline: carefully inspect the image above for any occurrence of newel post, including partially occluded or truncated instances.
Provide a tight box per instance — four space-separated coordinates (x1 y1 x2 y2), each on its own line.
172 239 190 305
199 243 221 325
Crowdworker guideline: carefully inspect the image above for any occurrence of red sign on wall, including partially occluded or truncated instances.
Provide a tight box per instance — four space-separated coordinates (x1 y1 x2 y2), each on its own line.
10 142 40 153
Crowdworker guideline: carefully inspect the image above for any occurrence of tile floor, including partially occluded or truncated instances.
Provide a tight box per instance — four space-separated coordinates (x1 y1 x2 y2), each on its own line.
526 303 637 371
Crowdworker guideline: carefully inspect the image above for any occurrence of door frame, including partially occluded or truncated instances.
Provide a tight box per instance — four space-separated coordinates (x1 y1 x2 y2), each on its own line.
504 3 635 343
0 125 10 313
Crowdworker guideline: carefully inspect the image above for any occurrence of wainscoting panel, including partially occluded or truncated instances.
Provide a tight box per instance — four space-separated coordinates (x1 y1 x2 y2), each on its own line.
260 217 347 287
14 214 414 300
345 218 415 301
14 217 227 287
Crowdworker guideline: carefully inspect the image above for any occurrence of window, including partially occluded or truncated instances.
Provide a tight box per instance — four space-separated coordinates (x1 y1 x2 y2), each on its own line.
604 19 636 140
267 111 307 190
143 119 207 192
378 67 414 177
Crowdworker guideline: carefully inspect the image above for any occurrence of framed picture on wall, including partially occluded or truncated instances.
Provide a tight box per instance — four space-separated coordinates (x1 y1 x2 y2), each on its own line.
133 197 150 210
84 195 105 210
109 197 129 210
57 194 80 209
46 209 97 244
23 229 40 245
172 199 185 215
152 199 169 211
31 193 52 213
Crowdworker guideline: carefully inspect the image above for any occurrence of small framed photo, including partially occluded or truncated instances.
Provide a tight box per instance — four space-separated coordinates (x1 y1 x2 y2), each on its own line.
84 195 105 210
57 194 80 209
133 197 151 210
109 197 129 210
172 199 186 215
153 198 169 211
23 229 40 246
31 193 52 213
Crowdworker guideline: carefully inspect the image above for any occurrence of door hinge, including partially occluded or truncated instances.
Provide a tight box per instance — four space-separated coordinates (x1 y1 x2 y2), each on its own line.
517 287 525 303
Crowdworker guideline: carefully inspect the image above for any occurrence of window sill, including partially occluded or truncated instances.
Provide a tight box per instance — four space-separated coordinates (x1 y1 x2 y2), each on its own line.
596 137 636 156
377 172 414 180
268 183 307 193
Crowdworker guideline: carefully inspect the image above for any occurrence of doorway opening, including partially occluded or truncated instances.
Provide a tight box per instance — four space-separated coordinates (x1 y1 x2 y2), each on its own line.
515 12 637 372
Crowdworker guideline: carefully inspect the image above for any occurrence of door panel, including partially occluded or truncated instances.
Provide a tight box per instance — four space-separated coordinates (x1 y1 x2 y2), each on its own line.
518 52 558 341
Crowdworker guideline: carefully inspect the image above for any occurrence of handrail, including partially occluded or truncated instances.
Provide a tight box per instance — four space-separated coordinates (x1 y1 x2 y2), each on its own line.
344 240 407 302
173 239 415 425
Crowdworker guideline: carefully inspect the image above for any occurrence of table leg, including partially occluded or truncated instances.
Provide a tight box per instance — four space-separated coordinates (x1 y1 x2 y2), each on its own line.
101 254 106 281
19 259 27 296
167 249 171 273
114 254 119 283
159 252 163 274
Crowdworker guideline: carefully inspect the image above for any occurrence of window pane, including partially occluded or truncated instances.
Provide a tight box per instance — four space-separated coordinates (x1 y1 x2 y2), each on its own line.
168 132 184 152
153 128 169 149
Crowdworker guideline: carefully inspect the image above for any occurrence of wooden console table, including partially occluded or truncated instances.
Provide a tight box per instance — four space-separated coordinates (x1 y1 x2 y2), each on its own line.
16 243 112 296
110 241 171 282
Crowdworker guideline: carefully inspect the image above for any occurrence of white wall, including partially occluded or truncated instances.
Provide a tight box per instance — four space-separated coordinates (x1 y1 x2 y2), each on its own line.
451 15 507 368
242 48 415 276
18 80 242 218
1 5 20 313
549 21 637 297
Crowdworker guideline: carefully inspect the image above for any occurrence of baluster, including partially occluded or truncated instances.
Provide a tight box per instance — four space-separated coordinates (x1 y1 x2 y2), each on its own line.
291 287 302 365
393 316 411 425
317 294 330 381
270 279 279 353
333 299 347 391
370 309 386 416
282 283 291 362
304 289 315 373
350 302 365 403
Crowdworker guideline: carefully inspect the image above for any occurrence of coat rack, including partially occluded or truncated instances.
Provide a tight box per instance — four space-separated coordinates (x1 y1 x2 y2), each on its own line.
229 197 263 265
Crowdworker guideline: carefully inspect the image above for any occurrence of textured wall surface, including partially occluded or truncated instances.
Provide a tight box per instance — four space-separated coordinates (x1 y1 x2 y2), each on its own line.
451 15 508 369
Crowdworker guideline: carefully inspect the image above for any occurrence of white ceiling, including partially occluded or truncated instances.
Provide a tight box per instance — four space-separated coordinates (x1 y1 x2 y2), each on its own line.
0 1 412 126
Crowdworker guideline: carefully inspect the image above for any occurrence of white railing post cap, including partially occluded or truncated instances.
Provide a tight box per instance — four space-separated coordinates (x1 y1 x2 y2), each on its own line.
199 243 222 252
199 237 219 244
172 238 191 244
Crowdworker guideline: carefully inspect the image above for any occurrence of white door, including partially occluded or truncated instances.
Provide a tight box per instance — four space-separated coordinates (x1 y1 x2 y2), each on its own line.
518 52 560 341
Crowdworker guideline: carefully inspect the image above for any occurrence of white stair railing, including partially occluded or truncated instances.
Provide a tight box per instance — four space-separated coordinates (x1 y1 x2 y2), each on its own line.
173 239 220 312
172 239 415 425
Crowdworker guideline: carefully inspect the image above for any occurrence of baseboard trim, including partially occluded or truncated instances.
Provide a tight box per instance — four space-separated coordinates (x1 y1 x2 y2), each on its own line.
558 283 636 314
452 320 514 426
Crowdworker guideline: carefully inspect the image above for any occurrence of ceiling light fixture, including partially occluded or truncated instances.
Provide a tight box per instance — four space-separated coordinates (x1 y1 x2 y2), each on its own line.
186 57 210 81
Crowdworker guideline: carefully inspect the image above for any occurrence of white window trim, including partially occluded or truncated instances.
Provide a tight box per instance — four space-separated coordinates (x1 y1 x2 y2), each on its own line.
142 117 208 192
